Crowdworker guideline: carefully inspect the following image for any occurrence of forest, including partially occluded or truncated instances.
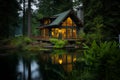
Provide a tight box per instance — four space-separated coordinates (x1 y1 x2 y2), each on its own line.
0 0 120 39
0 0 120 80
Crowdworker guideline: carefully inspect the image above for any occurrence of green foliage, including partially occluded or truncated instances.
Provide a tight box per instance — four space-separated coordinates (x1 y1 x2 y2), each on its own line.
24 45 43 51
103 0 120 36
83 41 119 66
8 36 49 51
10 36 32 48
50 38 68 48
78 41 120 80
31 13 43 36
51 49 67 55
78 29 85 40
84 0 120 39
23 37 32 44
84 15 104 43
38 0 73 17
76 29 85 47
65 70 81 80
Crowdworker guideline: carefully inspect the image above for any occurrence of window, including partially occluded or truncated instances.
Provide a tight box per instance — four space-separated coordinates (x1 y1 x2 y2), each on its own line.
52 28 59 38
44 19 51 25
41 28 49 37
73 29 77 38
67 28 72 38
62 17 76 26
51 28 66 39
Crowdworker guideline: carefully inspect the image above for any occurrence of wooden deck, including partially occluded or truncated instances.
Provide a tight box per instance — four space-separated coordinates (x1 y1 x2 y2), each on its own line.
32 36 79 42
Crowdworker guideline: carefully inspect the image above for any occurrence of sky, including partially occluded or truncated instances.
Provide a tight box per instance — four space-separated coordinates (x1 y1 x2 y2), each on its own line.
18 0 39 17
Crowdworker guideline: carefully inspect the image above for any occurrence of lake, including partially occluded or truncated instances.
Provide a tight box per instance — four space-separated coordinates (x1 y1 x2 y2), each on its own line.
0 49 83 80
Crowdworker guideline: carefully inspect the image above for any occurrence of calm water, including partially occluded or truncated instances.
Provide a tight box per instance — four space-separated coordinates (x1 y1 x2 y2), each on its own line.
0 49 83 80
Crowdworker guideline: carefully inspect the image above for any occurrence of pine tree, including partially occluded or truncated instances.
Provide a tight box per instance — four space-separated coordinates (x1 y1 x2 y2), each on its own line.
0 0 20 38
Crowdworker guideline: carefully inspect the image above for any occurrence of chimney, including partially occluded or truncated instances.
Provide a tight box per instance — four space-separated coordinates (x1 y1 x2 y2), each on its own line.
76 3 83 23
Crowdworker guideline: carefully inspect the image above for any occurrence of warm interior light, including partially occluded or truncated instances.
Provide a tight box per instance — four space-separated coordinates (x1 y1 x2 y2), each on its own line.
73 29 76 32
44 19 51 25
73 58 76 62
59 59 63 64
67 17 72 26
51 27 76 39
59 29 62 33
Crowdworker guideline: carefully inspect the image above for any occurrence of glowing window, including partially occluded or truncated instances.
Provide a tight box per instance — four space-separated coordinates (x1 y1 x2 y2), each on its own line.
62 17 76 26
44 19 51 25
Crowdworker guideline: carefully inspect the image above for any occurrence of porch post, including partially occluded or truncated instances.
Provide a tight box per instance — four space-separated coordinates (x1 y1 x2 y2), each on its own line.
66 26 68 39
44 29 45 38
59 28 62 39
72 27 73 39
76 26 79 38
49 28 51 38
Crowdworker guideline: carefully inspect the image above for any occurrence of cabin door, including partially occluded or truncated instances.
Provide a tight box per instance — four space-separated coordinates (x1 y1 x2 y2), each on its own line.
59 28 66 39
52 28 66 39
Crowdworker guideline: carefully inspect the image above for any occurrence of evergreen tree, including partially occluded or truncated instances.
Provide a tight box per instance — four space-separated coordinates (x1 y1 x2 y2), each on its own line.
38 0 73 17
102 0 120 37
84 0 120 40
0 0 20 39
21 0 37 37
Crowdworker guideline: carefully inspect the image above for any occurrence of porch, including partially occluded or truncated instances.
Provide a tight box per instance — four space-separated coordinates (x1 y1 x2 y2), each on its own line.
32 36 79 42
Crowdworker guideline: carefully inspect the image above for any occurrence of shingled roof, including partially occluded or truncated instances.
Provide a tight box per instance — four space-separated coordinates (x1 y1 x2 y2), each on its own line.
49 10 71 26
39 9 83 28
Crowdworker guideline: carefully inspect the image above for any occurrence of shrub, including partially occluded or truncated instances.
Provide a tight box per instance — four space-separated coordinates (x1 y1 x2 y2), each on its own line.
50 38 68 48
10 36 32 48
78 41 120 80
23 37 32 44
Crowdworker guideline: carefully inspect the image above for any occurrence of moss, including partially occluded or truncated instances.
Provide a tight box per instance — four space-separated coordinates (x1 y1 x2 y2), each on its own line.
23 44 49 51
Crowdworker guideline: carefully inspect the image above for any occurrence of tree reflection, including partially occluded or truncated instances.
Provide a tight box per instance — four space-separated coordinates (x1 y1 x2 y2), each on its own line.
0 53 18 80
16 52 43 80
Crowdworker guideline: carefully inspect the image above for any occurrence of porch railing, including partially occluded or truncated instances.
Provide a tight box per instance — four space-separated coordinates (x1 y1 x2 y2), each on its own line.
32 36 80 41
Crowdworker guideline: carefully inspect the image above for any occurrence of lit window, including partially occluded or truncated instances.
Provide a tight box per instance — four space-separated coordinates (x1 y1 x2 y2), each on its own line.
44 19 51 25
62 17 76 26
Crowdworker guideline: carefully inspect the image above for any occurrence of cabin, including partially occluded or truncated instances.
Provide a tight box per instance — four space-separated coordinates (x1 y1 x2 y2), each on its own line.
36 9 83 41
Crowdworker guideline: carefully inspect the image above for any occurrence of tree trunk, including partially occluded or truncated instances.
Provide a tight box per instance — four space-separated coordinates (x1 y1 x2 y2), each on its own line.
22 0 26 36
28 60 31 80
27 0 31 37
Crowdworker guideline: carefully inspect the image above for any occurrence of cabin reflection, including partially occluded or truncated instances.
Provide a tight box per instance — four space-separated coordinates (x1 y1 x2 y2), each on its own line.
39 50 78 72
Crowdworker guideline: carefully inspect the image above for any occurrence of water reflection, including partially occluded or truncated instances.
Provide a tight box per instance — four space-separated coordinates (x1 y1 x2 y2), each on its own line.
39 49 80 72
0 49 82 80
51 53 77 72
17 57 43 80
31 60 42 80
0 54 17 80
17 57 27 80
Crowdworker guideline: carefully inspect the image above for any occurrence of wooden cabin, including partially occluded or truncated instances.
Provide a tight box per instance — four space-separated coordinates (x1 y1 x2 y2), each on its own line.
36 9 83 41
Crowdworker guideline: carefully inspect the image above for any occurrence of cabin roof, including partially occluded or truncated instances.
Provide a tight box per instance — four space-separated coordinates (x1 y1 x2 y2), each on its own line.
49 10 71 26
38 9 83 28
